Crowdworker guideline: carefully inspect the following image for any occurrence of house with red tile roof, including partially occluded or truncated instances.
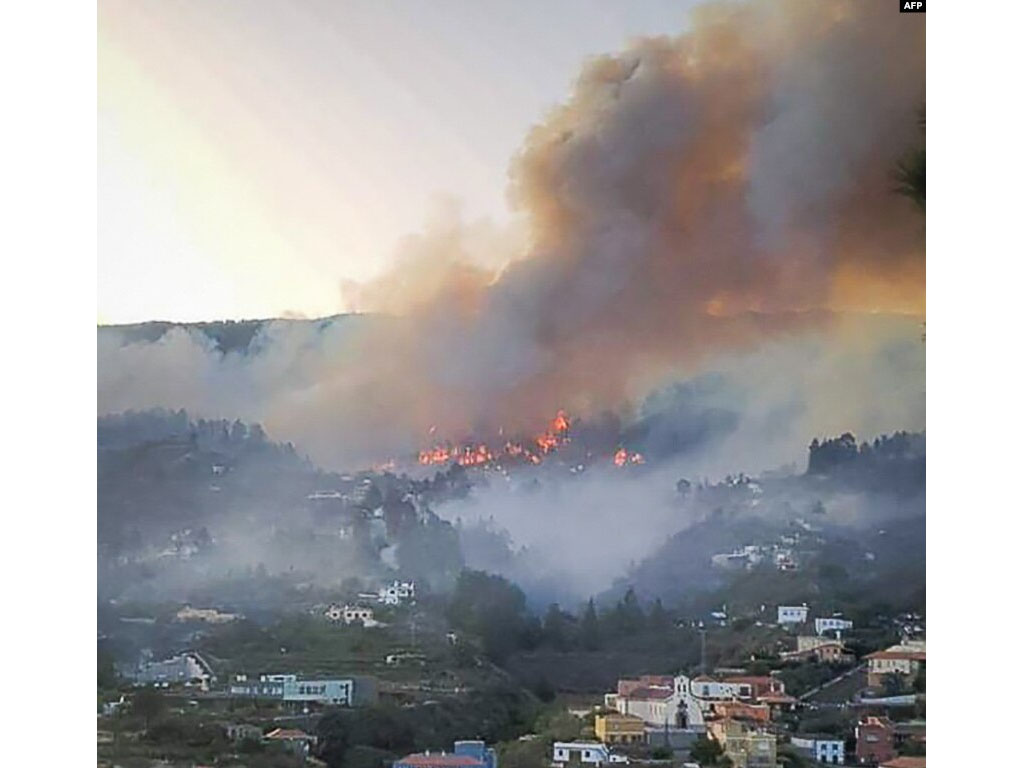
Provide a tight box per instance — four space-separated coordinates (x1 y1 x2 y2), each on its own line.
615 684 676 726
721 676 786 700
616 675 674 698
866 642 925 688
856 716 896 765
879 758 926 768
710 700 771 724
394 740 497 768
394 755 489 768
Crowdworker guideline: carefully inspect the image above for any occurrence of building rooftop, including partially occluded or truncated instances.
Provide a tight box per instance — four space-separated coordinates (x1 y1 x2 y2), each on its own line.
866 650 926 661
721 676 779 688
860 716 894 728
624 686 674 701
264 728 313 741
396 755 486 767
879 758 926 768
758 694 797 704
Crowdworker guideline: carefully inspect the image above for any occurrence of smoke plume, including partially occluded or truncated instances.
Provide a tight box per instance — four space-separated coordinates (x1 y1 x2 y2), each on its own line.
99 0 925 470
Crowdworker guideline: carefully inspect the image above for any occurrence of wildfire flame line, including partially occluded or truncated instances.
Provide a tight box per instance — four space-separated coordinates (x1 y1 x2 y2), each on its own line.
415 410 643 469
418 410 571 467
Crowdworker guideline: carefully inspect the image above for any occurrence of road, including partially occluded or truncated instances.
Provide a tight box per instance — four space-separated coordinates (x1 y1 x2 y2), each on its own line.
801 664 866 704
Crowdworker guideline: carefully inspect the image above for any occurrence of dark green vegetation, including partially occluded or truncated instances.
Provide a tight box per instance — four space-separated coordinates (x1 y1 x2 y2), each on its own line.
98 409 471 609
689 735 725 767
317 683 540 768
98 416 924 767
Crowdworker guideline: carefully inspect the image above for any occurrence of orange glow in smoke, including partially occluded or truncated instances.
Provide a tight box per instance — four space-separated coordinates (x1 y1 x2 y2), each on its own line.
417 410 572 467
613 448 645 467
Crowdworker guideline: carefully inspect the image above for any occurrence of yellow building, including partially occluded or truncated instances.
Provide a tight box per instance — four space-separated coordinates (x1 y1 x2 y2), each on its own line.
594 713 646 745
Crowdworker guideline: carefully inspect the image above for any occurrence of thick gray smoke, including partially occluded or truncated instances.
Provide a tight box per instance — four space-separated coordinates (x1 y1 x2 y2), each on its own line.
433 313 923 601
99 0 925 476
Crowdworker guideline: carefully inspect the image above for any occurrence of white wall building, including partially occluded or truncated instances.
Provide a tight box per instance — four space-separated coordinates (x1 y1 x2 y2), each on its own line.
687 678 750 701
615 689 673 726
324 604 377 626
344 605 376 625
672 676 706 728
133 652 214 688
711 546 764 570
866 640 926 686
176 605 239 624
378 580 416 605
553 742 613 765
815 617 853 636
777 605 809 625
230 673 296 698
283 678 354 705
791 735 845 764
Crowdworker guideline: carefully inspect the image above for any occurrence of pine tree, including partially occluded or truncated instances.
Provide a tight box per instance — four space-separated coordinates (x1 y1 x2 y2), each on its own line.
581 598 601 650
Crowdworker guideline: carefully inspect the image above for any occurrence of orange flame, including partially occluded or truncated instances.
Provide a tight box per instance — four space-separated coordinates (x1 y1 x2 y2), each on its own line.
550 409 570 433
613 448 645 467
417 410 572 467
535 409 571 453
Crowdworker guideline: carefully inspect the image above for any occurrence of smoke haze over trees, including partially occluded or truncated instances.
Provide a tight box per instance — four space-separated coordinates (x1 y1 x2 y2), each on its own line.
98 0 924 471
95 0 925 644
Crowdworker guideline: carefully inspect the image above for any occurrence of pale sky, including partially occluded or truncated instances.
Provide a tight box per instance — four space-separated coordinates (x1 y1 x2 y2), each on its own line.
98 0 699 324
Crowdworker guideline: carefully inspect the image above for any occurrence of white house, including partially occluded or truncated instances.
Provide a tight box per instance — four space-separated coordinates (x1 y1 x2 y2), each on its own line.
711 546 764 570
324 604 377 626
132 652 214 689
815 617 853 636
615 686 674 726
344 605 376 625
282 678 354 706
777 605 809 625
324 605 344 622
176 605 239 624
378 580 416 605
686 677 750 702
230 673 296 698
553 742 613 765
791 735 845 764
866 640 925 687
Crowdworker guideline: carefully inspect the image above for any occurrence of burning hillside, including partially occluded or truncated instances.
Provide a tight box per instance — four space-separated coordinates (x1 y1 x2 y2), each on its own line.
97 0 924 472
415 410 643 470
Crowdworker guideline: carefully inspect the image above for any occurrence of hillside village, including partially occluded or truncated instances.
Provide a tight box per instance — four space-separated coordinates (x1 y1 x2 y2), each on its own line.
97 412 925 768
99 578 925 768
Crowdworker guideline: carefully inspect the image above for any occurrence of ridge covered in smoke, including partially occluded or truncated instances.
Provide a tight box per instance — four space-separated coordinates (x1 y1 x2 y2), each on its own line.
98 0 924 471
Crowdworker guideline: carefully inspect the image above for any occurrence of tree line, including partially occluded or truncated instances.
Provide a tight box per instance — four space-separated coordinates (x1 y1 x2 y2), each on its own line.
446 570 680 664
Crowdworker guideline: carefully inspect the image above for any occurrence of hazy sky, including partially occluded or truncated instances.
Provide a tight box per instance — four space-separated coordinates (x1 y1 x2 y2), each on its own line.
98 0 699 324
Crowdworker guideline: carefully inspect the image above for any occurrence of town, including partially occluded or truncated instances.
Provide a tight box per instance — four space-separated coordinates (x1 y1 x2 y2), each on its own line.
97 412 925 768
91 0 931 765
98 576 925 768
